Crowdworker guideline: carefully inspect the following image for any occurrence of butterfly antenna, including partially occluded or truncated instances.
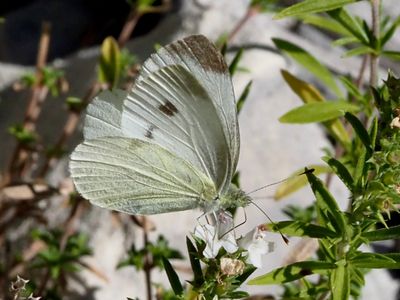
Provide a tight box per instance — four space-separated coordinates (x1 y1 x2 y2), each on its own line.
219 208 248 239
249 199 289 244
246 168 315 196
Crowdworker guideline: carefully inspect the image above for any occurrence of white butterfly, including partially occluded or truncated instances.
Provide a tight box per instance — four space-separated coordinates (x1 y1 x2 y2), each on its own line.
69 35 251 215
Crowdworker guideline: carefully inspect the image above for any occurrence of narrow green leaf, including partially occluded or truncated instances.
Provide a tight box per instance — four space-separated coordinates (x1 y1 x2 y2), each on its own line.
339 77 363 100
361 225 400 242
332 36 358 47
343 46 374 58
229 48 244 75
381 16 400 47
248 261 336 285
279 101 359 124
369 117 378 149
273 39 342 97
353 147 367 186
274 165 331 200
383 50 400 60
237 80 252 113
350 252 400 269
327 8 369 45
98 36 121 88
281 70 350 146
330 262 350 300
162 257 183 295
274 0 355 19
345 112 372 153
306 170 347 235
300 14 351 36
271 221 339 238
281 69 324 103
322 156 354 191
186 237 203 285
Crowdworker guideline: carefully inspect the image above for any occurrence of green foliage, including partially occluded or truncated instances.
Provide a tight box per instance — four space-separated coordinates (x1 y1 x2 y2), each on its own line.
98 36 121 88
8 124 36 145
30 229 92 280
162 237 256 299
262 2 400 298
117 235 183 271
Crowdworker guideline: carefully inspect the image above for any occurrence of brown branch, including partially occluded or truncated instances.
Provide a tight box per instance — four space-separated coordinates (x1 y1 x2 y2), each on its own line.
5 22 51 184
227 4 260 43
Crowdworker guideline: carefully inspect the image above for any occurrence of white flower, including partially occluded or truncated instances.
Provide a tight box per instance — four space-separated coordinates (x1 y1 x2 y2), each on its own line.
238 225 274 268
194 223 238 258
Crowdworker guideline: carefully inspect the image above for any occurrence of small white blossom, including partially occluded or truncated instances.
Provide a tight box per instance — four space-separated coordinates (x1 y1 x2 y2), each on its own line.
194 224 238 258
10 275 29 291
238 225 274 268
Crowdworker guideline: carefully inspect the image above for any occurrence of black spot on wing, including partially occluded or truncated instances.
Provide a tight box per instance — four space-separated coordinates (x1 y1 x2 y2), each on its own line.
145 125 156 139
159 100 178 116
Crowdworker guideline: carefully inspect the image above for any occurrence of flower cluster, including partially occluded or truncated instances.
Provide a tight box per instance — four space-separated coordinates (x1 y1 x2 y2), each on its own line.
193 212 274 268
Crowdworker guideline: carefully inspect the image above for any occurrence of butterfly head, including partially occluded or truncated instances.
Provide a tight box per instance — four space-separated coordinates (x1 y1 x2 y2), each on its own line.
219 184 252 210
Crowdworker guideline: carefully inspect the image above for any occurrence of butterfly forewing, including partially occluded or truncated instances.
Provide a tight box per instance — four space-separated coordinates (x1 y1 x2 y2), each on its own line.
135 35 240 193
122 64 231 193
70 137 217 215
83 89 126 140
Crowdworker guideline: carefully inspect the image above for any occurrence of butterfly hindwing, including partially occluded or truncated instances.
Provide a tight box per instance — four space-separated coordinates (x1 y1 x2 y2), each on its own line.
70 137 217 215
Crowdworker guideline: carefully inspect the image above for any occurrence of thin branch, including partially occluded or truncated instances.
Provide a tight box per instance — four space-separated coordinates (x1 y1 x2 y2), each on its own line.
5 22 51 184
227 4 260 43
370 0 380 87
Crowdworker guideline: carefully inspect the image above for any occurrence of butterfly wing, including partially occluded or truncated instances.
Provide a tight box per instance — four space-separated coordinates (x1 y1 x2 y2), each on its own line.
123 35 239 193
70 137 217 215
121 64 232 193
83 89 127 140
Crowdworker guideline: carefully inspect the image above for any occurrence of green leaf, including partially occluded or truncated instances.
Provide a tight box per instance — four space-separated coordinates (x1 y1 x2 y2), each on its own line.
353 147 367 186
305 170 347 235
383 50 400 60
332 36 359 47
322 156 354 191
274 165 331 200
186 237 203 286
279 101 359 124
300 14 351 36
237 80 252 114
272 39 342 97
248 261 336 285
350 252 400 269
381 16 400 47
330 261 350 300
271 221 339 238
274 0 356 19
229 48 244 75
162 257 183 295
98 36 121 88
361 225 400 241
339 76 363 101
343 46 374 57
345 113 372 153
281 70 350 145
327 8 369 45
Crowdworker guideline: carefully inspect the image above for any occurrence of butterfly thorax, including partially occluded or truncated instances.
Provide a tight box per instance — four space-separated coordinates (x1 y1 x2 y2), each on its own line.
218 184 251 210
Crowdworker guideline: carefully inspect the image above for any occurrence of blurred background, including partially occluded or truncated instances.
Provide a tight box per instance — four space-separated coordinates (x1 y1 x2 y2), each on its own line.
1 0 400 299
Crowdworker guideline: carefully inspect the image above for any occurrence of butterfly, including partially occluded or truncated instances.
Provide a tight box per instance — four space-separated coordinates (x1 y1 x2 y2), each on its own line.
69 35 251 215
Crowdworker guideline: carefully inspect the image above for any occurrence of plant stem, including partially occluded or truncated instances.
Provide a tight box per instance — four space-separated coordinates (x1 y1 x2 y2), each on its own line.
370 0 380 87
227 4 260 43
143 217 152 300
5 22 51 184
